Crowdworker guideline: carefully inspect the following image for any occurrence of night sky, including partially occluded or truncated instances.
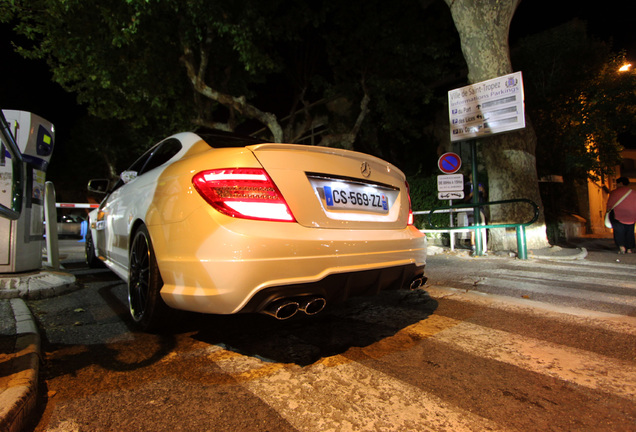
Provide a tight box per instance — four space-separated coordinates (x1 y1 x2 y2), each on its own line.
512 0 634 55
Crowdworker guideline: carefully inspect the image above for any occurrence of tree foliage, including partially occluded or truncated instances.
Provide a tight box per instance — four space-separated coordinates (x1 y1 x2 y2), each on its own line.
317 0 463 166
1 0 461 154
513 20 636 182
2 0 295 137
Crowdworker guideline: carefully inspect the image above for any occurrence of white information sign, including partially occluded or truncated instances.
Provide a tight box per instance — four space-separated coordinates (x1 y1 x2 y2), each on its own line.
448 72 525 142
437 174 464 192
438 191 464 200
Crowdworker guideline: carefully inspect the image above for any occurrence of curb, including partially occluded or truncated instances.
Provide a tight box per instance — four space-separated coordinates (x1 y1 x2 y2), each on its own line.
0 299 40 432
427 244 588 260
0 269 78 300
529 246 588 261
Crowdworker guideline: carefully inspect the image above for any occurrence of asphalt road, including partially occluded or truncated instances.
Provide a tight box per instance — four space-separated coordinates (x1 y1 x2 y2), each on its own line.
21 239 636 431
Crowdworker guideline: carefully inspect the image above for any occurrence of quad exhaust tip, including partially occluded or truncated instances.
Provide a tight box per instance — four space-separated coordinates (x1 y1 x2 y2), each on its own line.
299 296 327 315
409 276 427 290
262 279 425 320
262 296 327 320
262 299 300 320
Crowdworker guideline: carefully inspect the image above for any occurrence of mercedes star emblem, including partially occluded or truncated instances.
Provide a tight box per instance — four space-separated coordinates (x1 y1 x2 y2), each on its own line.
361 161 371 177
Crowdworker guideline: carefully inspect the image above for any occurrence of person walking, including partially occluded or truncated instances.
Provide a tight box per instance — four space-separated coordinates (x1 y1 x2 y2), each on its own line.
607 177 636 254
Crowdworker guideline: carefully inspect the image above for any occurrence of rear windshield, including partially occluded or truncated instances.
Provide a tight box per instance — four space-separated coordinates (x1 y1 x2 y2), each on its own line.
195 128 266 148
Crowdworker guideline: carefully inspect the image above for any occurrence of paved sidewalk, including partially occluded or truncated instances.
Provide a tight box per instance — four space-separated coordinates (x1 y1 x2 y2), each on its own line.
0 233 629 432
0 265 77 432
428 233 636 264
0 298 42 432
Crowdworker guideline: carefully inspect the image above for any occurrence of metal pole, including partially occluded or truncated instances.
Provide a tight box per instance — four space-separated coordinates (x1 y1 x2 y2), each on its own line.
449 199 455 251
471 140 483 255
516 225 527 260
44 181 60 269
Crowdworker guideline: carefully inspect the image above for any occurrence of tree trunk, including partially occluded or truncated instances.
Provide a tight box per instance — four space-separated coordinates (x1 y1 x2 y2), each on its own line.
480 123 548 250
444 0 549 250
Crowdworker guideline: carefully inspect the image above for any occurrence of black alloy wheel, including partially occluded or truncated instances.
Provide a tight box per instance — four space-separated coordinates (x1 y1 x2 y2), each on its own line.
128 225 169 331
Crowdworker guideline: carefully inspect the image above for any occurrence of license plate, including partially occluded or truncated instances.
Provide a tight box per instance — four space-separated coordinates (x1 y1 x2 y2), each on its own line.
309 176 396 214
323 185 389 212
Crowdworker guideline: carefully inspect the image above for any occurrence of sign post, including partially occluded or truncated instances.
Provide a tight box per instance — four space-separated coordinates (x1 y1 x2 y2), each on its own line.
446 72 526 256
437 153 464 251
469 140 484 255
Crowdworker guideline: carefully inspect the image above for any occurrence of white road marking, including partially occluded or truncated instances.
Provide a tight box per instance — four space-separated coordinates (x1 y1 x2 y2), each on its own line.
477 274 636 307
199 296 636 431
485 268 636 291
208 345 509 432
406 315 636 402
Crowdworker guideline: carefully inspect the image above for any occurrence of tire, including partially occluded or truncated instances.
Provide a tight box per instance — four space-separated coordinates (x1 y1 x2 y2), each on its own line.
128 225 171 332
85 230 103 268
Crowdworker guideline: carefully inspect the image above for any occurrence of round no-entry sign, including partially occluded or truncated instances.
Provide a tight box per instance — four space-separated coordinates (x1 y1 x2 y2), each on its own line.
438 152 462 174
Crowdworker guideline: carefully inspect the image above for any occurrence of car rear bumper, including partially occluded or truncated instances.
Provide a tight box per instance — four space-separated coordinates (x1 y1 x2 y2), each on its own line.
148 208 427 315
238 262 426 315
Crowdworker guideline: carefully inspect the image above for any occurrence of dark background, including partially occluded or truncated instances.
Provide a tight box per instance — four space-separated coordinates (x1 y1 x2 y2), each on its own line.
1 0 633 197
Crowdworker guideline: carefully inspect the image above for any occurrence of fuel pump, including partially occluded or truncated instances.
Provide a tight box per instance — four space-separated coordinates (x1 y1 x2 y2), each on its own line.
0 110 55 272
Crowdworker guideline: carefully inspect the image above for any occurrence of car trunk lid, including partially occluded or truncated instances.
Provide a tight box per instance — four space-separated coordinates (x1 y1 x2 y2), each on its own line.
248 143 410 230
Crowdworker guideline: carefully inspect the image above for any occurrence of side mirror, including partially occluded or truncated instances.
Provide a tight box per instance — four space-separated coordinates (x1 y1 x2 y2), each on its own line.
120 170 137 184
87 179 110 194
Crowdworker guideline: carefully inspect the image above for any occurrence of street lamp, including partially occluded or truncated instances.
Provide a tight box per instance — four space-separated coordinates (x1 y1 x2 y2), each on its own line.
619 63 632 72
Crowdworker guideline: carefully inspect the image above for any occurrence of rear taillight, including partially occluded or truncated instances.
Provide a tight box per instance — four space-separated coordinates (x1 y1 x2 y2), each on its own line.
405 181 414 226
192 168 296 222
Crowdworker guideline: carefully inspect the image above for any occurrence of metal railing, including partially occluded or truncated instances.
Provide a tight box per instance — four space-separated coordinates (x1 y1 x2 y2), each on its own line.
416 198 540 259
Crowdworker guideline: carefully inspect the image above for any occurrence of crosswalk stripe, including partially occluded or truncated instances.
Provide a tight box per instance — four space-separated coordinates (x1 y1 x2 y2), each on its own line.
510 259 636 277
500 264 636 285
407 316 636 402
425 285 636 336
477 275 636 307
330 300 636 401
493 268 636 288
201 295 635 431
208 344 509 432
